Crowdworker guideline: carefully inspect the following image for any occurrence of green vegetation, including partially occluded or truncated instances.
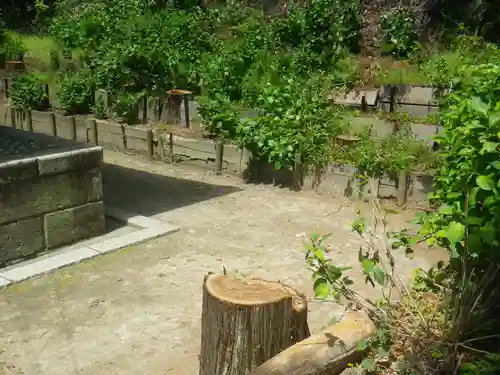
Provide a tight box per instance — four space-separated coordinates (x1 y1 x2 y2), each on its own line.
306 62 500 374
2 1 500 374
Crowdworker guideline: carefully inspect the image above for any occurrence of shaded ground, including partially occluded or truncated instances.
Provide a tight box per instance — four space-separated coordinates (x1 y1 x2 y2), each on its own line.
0 150 446 375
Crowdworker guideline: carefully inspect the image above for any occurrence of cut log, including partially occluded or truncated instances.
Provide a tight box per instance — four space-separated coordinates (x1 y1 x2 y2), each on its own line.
248 311 376 375
199 273 309 375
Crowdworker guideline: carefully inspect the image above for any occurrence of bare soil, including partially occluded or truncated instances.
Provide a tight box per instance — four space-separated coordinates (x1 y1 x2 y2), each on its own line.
0 150 446 375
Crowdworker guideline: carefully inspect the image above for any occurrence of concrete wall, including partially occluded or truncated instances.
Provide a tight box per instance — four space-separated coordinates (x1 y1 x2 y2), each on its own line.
0 127 105 266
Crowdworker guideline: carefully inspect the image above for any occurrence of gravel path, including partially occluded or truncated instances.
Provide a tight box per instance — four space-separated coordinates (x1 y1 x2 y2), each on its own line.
0 150 445 375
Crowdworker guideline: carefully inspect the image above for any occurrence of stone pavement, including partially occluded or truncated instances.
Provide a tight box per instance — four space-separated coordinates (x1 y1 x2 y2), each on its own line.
0 150 445 375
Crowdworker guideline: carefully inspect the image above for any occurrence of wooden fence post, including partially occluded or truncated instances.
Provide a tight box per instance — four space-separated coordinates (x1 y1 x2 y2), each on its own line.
69 116 77 140
215 140 224 175
49 112 56 136
26 110 33 132
397 171 408 207
146 129 154 160
184 95 190 129
86 119 98 145
169 132 174 163
293 153 302 190
4 78 9 100
9 106 16 128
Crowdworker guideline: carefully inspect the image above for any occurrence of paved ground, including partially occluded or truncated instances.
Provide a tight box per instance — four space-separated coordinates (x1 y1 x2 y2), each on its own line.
0 150 445 375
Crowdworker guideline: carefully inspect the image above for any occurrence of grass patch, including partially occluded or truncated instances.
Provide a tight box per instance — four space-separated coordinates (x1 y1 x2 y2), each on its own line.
9 32 58 66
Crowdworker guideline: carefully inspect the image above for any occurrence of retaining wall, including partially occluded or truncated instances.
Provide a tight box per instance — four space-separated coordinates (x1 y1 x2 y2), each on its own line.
0 127 105 266
0 103 433 207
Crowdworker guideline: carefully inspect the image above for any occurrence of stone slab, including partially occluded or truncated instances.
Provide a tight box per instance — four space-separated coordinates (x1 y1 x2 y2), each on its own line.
88 225 179 254
0 217 44 265
0 157 38 184
44 202 106 249
37 146 103 176
0 276 10 287
0 168 103 225
104 206 165 228
0 247 99 282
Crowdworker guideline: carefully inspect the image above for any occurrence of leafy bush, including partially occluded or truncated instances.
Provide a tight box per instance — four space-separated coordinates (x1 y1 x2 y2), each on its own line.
112 91 144 124
57 70 95 114
379 8 419 58
10 72 49 111
0 32 26 62
237 78 343 169
198 95 239 139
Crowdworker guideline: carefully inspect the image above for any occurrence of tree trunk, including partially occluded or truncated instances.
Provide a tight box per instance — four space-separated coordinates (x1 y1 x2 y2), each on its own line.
249 311 376 375
199 273 309 375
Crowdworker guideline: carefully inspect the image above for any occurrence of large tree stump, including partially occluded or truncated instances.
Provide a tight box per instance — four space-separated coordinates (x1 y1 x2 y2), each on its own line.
199 274 309 375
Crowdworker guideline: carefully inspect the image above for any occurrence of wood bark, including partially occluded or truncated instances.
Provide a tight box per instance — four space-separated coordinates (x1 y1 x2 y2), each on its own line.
249 311 376 375
199 274 309 375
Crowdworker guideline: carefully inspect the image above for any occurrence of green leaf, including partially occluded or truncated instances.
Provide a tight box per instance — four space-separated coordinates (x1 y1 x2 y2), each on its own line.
361 358 377 371
476 175 494 191
356 339 368 351
373 266 386 286
491 161 500 170
482 142 499 153
313 277 330 299
446 221 465 244
471 97 489 115
362 259 375 274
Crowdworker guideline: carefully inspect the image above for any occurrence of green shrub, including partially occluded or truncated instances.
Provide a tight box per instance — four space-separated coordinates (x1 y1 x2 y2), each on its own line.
10 72 49 111
57 70 95 115
379 8 419 58
113 91 144 125
198 94 239 139
0 33 26 62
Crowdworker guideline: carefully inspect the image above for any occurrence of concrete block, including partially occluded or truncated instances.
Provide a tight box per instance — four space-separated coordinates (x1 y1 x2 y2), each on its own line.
0 168 103 225
347 116 393 137
0 157 38 184
44 201 106 249
104 205 167 228
75 117 90 143
0 247 99 282
88 225 178 254
410 123 438 146
332 91 363 106
0 217 44 264
37 146 103 176
31 110 55 136
394 103 436 118
55 114 75 140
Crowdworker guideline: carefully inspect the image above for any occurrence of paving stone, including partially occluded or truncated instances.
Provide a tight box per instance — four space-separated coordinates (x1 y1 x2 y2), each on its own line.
88 225 179 254
0 247 99 282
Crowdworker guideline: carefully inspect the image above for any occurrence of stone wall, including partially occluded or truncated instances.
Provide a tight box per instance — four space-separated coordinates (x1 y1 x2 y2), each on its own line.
0 127 106 266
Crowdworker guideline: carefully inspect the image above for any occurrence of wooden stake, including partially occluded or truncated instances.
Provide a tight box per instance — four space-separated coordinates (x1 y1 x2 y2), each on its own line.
199 274 309 375
86 119 98 145
293 153 302 190
49 112 56 136
184 95 190 128
69 116 77 140
26 110 33 132
397 171 408 207
146 129 154 160
169 132 174 163
215 140 224 175
9 106 16 128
